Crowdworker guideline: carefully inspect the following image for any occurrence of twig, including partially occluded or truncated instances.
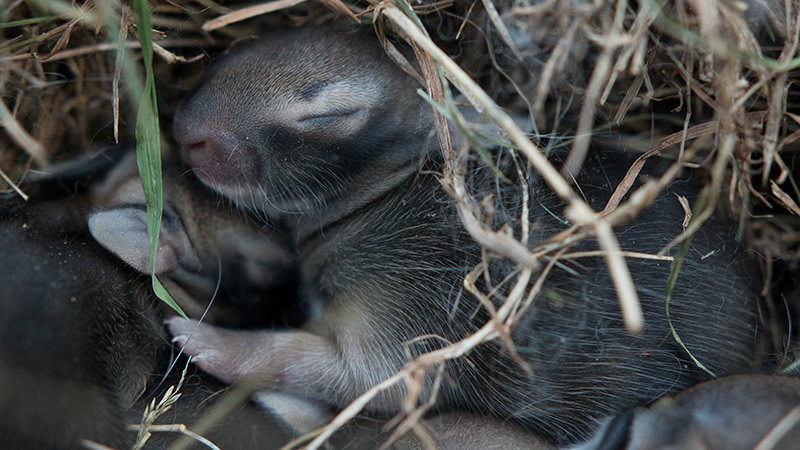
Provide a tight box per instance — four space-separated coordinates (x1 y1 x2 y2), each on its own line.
0 97 47 165
1 39 213 64
560 0 628 178
754 404 800 450
202 0 307 31
378 1 577 203
130 424 221 450
380 0 644 333
0 167 29 201
560 250 674 262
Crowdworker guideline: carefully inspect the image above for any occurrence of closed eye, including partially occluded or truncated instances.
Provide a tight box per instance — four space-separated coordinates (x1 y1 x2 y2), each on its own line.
297 109 365 127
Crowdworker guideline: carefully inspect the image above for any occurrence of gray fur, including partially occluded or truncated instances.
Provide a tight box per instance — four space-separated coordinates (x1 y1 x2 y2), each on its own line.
571 374 800 450
169 25 760 446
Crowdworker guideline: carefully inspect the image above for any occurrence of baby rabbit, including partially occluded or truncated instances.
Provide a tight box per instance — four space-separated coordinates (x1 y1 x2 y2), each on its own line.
0 148 294 449
572 374 800 450
169 25 759 445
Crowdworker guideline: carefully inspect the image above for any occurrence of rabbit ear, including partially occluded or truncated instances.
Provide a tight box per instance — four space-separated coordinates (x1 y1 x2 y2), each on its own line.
88 207 197 276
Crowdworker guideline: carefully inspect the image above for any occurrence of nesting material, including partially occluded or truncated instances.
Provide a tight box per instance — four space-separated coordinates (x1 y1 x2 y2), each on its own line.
2 0 798 447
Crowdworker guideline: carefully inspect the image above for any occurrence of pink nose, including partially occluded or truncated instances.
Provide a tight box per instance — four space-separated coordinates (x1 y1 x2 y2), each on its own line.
173 109 256 185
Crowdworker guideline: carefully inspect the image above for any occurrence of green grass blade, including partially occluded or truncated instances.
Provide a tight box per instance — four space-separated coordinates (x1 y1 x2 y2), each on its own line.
0 16 58 28
664 186 715 377
131 0 186 317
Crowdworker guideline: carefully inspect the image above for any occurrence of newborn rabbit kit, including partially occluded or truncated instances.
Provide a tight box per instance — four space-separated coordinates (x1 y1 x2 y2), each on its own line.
168 25 761 446
0 150 296 449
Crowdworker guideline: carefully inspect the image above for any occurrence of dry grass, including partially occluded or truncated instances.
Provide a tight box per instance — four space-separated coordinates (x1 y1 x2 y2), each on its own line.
2 0 800 448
